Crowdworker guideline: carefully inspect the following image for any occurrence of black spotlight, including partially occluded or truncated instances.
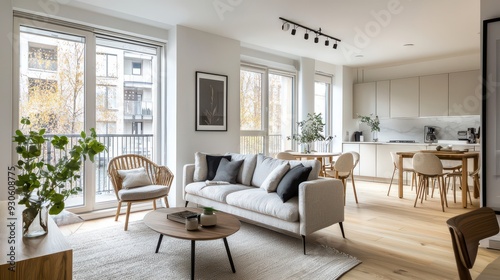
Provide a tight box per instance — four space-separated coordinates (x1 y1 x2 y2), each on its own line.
314 36 319 43
325 40 329 46
291 27 296 35
304 32 309 40
282 22 290 31
333 42 338 49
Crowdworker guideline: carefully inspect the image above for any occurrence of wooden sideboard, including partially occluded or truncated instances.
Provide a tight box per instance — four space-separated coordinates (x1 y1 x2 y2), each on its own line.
0 201 72 280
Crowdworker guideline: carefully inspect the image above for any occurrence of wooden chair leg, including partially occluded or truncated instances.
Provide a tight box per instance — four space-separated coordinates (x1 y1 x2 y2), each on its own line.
115 201 122 221
387 167 396 196
163 197 169 208
342 178 347 205
351 173 358 204
124 202 132 231
153 199 157 210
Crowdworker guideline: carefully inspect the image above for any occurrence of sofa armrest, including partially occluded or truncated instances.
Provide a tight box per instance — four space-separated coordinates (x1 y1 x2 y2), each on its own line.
183 164 195 199
298 178 344 236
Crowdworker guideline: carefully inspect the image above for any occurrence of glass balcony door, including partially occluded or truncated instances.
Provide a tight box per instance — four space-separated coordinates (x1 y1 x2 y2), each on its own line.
15 18 162 213
240 67 295 157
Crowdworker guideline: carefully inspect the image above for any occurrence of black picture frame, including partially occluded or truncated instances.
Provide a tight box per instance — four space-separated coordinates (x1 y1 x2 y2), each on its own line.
482 17 500 211
195 71 228 131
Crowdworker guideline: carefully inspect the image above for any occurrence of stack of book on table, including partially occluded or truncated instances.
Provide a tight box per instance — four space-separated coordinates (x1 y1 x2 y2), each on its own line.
166 210 199 224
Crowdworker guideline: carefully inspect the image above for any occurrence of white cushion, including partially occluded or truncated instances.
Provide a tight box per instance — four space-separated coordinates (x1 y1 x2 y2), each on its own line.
226 188 299 222
185 182 253 203
117 167 152 189
225 153 257 185
251 155 287 187
260 163 290 192
118 184 168 201
193 152 225 181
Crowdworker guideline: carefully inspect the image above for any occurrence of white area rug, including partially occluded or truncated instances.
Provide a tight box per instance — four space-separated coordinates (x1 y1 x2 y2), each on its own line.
67 221 360 280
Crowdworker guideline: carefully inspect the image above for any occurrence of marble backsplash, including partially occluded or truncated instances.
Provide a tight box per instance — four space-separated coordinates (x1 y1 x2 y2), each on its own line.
354 115 480 143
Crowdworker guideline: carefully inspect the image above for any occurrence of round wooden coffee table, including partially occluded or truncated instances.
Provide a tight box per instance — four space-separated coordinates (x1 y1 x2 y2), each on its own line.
143 207 240 280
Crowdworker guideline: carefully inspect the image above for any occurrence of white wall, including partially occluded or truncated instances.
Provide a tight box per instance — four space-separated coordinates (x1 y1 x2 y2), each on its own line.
0 1 13 201
170 25 241 206
481 0 500 210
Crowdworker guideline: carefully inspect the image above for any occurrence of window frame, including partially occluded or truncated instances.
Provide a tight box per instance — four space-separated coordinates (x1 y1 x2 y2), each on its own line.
240 63 297 156
13 15 165 214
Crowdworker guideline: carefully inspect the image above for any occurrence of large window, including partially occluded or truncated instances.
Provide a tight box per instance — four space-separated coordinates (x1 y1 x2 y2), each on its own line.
314 74 333 152
240 66 295 156
15 17 162 213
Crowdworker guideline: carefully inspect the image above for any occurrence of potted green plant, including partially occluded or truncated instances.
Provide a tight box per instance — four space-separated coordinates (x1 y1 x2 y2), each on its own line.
358 114 380 141
288 113 332 153
13 117 106 237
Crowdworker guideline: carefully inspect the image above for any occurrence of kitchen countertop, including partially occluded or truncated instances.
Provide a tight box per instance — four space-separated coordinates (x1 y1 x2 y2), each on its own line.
343 141 480 147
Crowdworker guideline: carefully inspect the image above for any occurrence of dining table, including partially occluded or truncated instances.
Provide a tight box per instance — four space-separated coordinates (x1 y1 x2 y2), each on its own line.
288 151 342 177
396 150 480 208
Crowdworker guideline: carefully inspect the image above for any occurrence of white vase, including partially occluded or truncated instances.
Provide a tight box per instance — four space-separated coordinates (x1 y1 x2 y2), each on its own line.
372 131 378 142
200 213 217 227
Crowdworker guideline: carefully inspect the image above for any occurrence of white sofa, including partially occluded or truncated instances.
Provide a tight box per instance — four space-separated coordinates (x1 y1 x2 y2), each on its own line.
182 153 345 254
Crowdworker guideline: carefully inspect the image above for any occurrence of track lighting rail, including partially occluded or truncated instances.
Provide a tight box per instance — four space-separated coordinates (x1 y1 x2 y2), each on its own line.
279 17 341 43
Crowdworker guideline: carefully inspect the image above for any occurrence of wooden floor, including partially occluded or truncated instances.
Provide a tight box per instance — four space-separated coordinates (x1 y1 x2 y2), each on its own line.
61 180 500 280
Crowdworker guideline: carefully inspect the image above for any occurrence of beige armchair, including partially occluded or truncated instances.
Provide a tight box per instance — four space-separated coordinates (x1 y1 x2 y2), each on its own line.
108 154 174 230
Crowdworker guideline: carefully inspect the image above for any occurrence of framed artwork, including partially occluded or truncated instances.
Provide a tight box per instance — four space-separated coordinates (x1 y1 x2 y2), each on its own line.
195 71 228 131
482 17 500 210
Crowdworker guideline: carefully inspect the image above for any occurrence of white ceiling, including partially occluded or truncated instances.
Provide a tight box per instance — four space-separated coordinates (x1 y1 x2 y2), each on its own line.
67 0 480 68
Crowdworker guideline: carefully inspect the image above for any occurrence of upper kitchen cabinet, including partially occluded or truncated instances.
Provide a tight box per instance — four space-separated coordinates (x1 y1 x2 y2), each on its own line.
449 70 481 116
419 73 449 117
376 80 390 118
353 82 376 118
390 77 419 118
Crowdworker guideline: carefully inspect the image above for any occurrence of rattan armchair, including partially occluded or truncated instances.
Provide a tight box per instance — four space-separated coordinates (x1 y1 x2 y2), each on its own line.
108 154 174 230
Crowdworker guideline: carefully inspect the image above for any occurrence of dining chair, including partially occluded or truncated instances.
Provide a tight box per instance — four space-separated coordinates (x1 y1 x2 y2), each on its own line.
276 151 297 160
108 154 174 230
349 151 360 201
446 207 499 280
445 165 479 205
333 152 356 204
387 152 416 196
412 152 448 212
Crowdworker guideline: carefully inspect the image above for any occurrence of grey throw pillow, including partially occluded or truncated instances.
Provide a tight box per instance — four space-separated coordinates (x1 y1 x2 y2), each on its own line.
212 158 244 184
206 155 232 180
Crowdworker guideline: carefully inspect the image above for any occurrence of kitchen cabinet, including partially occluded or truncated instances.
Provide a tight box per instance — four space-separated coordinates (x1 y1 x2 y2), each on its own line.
359 144 376 177
353 82 376 118
343 143 360 175
376 144 423 178
419 73 449 117
390 77 419 118
376 80 390 118
449 70 481 116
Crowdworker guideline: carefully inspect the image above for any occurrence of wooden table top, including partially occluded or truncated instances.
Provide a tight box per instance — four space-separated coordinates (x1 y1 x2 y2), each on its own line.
288 151 341 157
396 150 479 160
143 207 240 241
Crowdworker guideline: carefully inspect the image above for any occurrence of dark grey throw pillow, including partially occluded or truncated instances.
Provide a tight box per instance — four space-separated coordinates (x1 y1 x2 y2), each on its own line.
206 155 231 180
212 158 244 184
276 164 312 203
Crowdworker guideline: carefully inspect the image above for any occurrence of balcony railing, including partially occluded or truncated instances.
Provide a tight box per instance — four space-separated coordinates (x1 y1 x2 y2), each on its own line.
124 100 153 117
240 134 331 157
40 133 153 197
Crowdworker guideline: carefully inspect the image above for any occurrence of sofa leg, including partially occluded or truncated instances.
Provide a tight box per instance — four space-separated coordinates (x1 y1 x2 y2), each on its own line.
302 235 306 255
339 222 346 238
185 201 189 207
